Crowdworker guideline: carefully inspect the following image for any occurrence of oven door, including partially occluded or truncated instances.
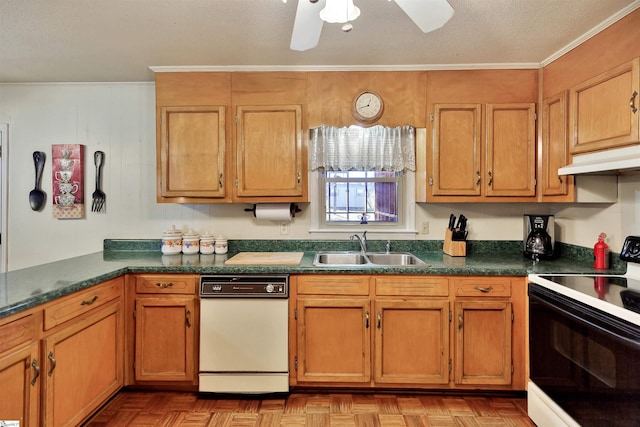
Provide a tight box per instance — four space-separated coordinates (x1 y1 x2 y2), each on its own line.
529 282 640 426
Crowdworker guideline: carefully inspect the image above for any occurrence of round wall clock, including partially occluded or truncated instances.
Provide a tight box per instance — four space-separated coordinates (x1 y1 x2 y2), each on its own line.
352 91 384 124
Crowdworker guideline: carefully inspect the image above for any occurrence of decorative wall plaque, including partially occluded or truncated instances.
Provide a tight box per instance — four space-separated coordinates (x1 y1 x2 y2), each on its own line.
52 144 85 219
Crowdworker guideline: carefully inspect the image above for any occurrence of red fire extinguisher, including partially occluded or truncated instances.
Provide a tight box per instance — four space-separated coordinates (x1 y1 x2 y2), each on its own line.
594 232 610 269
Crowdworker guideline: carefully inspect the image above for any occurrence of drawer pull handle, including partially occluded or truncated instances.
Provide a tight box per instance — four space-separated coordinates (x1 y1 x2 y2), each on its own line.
219 173 224 189
31 359 40 385
476 170 481 186
377 312 382 329
487 171 493 187
186 309 192 328
47 352 56 376
155 282 174 289
631 91 638 114
458 312 463 330
365 311 369 329
474 286 494 293
81 295 98 305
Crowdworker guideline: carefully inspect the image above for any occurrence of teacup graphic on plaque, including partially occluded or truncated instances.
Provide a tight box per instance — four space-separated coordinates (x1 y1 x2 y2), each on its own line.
55 170 73 182
55 193 75 207
58 182 78 194
52 144 85 219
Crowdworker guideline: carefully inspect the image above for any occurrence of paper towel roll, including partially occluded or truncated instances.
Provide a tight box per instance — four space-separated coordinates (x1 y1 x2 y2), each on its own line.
254 203 293 221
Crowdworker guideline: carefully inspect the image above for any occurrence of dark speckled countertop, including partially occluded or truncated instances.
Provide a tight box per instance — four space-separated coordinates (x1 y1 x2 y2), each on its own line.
0 239 626 320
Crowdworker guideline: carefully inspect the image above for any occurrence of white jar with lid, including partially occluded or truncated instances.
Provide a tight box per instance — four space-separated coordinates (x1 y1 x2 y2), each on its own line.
161 225 183 255
214 235 228 254
200 233 215 255
182 229 200 254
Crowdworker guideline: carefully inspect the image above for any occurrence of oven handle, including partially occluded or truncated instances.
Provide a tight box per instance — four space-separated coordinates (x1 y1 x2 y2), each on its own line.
530 284 640 350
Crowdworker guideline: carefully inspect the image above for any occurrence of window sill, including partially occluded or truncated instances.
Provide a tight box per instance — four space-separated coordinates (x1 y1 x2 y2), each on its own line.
308 229 418 239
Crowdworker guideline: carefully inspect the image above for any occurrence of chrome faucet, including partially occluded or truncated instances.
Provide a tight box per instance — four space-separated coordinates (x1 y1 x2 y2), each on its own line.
350 231 368 254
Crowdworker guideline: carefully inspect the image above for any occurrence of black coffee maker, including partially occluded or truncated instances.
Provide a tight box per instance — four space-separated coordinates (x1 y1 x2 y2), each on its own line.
523 215 555 260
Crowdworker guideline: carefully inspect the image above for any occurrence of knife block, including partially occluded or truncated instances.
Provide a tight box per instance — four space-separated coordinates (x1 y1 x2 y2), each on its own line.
444 228 466 257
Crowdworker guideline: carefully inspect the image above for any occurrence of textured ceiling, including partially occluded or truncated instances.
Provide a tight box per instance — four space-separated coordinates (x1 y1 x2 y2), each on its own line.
0 0 638 83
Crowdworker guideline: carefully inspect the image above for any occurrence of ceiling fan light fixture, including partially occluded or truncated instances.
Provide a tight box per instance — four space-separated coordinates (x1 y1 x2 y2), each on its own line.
319 0 360 24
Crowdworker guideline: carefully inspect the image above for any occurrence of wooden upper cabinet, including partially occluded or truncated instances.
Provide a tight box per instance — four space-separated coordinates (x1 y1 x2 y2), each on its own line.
158 105 228 201
428 102 536 201
569 57 640 154
234 104 305 201
430 104 482 197
485 103 536 197
541 91 573 199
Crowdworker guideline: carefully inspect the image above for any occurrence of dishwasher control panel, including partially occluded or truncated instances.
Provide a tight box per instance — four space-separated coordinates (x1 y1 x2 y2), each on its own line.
200 275 289 298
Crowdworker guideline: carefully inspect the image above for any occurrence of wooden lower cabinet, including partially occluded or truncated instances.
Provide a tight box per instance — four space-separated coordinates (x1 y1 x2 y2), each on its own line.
291 274 526 391
134 296 196 382
42 299 124 427
454 300 512 385
131 274 198 385
296 297 371 383
0 341 39 426
374 299 449 385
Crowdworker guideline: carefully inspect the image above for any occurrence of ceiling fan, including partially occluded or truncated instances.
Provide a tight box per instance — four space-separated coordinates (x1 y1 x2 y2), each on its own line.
290 0 455 51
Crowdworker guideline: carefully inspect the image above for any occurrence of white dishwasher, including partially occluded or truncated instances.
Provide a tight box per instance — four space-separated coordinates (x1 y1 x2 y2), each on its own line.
199 275 289 394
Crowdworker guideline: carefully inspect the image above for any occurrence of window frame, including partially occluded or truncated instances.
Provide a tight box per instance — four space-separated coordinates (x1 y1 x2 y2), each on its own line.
309 169 417 237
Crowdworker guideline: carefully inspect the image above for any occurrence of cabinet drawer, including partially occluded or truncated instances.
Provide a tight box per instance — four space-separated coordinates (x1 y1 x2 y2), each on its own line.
454 278 512 297
44 277 122 330
135 274 197 294
375 276 449 296
296 275 370 295
0 314 35 354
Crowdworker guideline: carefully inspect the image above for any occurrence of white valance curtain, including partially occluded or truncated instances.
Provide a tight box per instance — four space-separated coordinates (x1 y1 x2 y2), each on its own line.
309 125 416 172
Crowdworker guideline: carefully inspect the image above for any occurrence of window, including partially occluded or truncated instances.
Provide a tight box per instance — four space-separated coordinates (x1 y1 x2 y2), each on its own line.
324 170 402 224
309 124 416 235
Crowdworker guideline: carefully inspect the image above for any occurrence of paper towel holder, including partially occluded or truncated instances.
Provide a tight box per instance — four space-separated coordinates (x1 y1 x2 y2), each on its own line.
244 203 301 218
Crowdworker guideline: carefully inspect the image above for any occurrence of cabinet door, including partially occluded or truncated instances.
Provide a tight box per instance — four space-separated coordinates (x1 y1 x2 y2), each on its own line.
235 105 304 199
542 91 572 198
430 104 482 197
159 105 227 200
485 103 536 197
0 342 39 427
42 301 123 427
296 297 371 383
373 299 449 385
134 296 196 382
570 58 640 154
454 301 512 386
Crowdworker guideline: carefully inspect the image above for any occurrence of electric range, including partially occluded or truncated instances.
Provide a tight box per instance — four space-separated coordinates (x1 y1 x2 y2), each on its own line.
527 236 640 427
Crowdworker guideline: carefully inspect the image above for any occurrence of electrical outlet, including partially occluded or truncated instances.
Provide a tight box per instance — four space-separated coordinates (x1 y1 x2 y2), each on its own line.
280 222 289 235
421 221 429 234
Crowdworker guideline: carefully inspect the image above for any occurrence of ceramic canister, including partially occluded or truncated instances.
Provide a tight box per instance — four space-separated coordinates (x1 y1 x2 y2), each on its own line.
161 225 183 255
200 233 215 255
214 235 228 254
182 229 200 254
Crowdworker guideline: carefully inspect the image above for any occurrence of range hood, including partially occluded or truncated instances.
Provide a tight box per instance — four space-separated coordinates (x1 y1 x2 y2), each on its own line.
558 145 640 175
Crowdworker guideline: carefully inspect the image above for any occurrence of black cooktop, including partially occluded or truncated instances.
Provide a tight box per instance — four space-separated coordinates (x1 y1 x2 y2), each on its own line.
536 275 640 314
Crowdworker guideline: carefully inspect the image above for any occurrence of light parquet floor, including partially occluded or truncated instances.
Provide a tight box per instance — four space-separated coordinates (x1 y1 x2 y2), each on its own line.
84 391 536 427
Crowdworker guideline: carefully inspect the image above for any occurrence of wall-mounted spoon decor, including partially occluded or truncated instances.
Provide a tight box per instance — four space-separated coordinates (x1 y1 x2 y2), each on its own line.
29 151 46 211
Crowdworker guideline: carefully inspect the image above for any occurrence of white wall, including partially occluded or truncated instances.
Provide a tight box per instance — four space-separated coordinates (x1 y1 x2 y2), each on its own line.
0 83 634 270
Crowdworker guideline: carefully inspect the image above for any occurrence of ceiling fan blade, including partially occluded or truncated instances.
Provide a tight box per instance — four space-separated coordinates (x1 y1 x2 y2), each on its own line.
290 0 326 51
394 0 454 33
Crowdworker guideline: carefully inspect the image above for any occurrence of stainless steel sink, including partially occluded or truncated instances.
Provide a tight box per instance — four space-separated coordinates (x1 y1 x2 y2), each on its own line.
314 252 368 265
365 252 425 266
313 251 426 267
